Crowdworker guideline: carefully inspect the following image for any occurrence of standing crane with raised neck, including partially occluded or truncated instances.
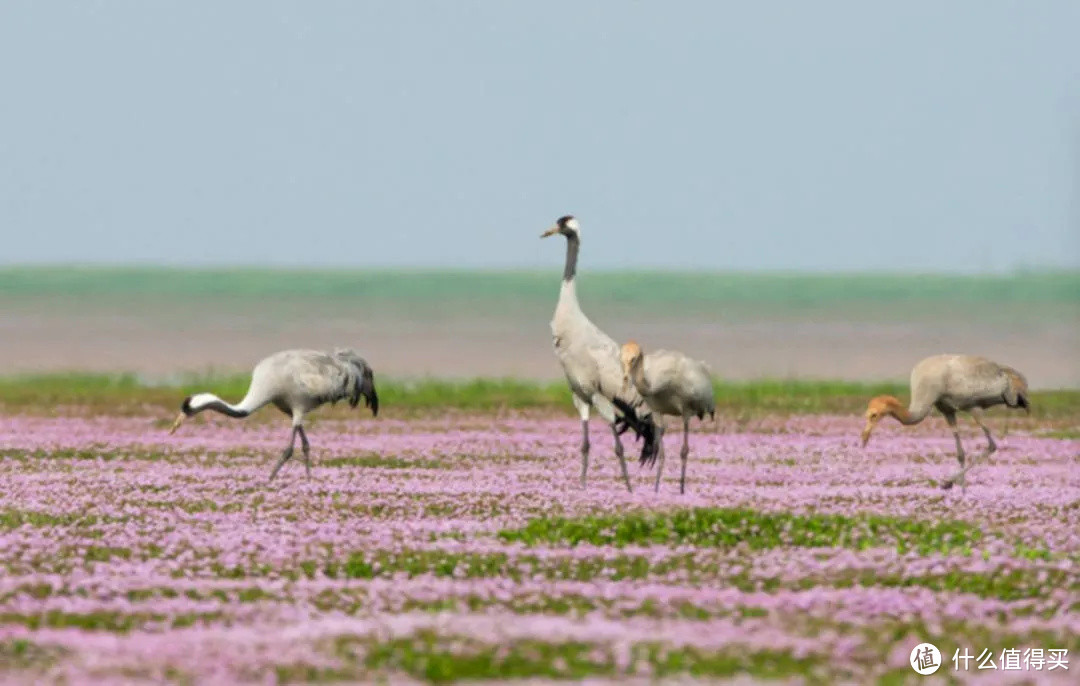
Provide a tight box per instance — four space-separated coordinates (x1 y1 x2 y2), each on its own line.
541 215 658 492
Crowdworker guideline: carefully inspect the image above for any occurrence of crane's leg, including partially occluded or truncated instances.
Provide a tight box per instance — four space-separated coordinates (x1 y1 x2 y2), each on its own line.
679 417 691 495
941 411 966 490
297 425 312 479
269 426 299 482
653 424 666 493
970 408 997 456
579 420 590 487
611 424 633 493
573 396 591 488
947 409 997 488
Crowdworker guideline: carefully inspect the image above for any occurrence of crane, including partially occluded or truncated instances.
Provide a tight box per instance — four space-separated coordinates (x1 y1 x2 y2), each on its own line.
617 340 715 494
542 215 658 492
168 348 378 481
861 354 1029 489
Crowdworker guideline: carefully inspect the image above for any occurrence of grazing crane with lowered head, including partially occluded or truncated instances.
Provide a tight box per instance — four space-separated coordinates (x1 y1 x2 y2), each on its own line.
861 354 1029 489
542 215 658 492
168 348 378 481
617 340 715 494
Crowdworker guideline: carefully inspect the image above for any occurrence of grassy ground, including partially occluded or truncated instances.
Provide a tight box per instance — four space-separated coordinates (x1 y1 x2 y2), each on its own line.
1 373 1079 421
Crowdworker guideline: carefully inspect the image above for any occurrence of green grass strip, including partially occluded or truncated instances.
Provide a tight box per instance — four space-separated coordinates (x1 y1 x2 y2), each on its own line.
1 373 1077 417
498 507 983 555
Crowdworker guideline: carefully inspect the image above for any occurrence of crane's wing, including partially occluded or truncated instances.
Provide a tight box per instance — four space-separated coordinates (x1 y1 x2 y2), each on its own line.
639 349 687 396
275 350 377 416
278 351 350 403
584 335 660 466
1000 365 1029 411
331 349 379 415
967 357 1029 412
947 356 1012 404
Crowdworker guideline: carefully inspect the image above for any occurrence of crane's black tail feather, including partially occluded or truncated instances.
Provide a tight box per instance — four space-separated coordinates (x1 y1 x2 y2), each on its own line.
361 366 379 417
611 398 660 468
1016 392 1030 415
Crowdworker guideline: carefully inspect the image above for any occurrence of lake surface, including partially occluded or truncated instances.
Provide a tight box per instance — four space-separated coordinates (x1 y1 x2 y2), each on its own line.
1 268 1077 387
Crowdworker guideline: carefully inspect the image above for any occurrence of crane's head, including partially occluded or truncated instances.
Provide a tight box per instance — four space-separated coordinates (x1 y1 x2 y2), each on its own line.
620 340 644 390
541 215 581 240
168 395 202 435
860 395 901 447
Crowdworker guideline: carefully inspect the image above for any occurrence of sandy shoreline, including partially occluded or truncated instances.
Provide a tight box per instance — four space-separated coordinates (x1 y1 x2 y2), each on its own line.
2 296 1077 386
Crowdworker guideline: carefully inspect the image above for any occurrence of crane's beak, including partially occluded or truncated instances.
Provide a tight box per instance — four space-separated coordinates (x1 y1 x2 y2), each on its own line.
860 418 877 448
540 226 560 238
168 413 186 435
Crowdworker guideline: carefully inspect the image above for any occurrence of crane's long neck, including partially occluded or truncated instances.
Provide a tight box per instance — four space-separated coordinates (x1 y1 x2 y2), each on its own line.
555 235 584 319
185 392 259 419
562 234 579 282
892 400 932 426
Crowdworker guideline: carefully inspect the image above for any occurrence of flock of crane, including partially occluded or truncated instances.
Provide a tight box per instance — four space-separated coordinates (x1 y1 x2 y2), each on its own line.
169 215 1032 492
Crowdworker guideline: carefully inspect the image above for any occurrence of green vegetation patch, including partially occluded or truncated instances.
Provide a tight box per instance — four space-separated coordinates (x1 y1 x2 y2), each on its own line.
2 372 1077 419
289 632 825 684
498 508 982 555
0 610 221 633
320 454 451 470
0 507 118 530
0 638 65 670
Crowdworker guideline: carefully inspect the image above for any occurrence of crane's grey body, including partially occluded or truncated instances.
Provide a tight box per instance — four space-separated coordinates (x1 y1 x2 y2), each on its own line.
551 281 641 422
862 354 1029 489
906 354 1027 417
170 348 378 481
621 343 715 494
543 215 657 492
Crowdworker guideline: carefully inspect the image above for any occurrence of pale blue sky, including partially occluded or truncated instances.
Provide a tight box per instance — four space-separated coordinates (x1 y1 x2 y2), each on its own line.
1 1 1077 271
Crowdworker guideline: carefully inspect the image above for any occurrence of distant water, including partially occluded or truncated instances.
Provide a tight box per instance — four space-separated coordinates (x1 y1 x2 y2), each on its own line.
1 268 1077 387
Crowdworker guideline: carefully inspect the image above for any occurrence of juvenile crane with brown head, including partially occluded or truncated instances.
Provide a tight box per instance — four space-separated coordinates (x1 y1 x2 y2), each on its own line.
861 354 1029 489
617 340 715 494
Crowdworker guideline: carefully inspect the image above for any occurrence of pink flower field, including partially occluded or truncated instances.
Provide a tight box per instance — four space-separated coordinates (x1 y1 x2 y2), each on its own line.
1 413 1077 684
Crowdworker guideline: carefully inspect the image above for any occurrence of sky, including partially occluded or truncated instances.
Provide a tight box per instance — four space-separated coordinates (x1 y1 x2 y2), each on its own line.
0 1 1077 272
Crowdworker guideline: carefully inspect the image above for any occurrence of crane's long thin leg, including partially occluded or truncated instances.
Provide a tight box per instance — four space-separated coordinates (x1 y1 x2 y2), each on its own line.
612 424 633 493
269 426 299 482
579 420 590 488
941 411 966 490
948 409 998 488
653 424 667 494
970 408 997 456
574 396 591 488
297 425 312 479
679 417 690 495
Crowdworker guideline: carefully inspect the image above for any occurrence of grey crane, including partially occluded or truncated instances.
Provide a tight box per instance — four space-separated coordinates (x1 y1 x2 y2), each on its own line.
168 348 378 481
617 340 716 494
861 354 1029 489
542 215 658 492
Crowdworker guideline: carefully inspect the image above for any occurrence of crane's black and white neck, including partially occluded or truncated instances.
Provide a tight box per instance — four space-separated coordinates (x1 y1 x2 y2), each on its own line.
541 214 582 282
180 392 257 420
542 215 585 319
